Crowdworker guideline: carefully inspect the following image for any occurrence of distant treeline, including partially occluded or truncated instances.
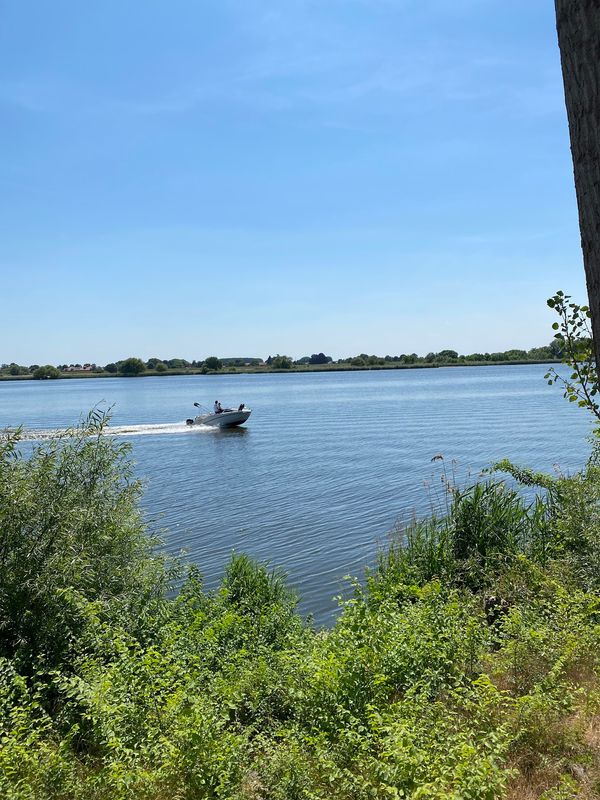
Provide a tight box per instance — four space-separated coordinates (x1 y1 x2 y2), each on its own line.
0 341 563 379
300 341 563 368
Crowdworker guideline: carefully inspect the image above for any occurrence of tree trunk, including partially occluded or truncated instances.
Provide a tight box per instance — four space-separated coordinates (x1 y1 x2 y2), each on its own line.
555 1 600 372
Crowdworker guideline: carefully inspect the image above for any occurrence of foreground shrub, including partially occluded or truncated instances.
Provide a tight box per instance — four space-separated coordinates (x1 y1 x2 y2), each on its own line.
0 411 170 671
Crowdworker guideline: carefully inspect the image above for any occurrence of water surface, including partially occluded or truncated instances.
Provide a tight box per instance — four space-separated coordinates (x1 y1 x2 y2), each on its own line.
0 366 591 622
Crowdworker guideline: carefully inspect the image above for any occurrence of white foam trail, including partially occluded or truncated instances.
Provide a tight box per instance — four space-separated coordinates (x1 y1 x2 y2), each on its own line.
107 422 215 438
18 422 215 441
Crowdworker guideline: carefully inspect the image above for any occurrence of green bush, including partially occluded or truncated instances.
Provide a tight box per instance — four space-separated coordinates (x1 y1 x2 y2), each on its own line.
118 357 146 376
204 356 222 371
32 365 60 379
0 410 169 671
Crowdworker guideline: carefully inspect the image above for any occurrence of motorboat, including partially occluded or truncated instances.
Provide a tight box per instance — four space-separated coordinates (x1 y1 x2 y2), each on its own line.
186 402 251 428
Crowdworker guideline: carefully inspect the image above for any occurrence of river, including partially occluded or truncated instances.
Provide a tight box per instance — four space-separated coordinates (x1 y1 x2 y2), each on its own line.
0 365 592 623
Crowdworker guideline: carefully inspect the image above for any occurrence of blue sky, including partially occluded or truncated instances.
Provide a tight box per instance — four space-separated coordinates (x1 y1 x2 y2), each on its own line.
0 0 587 364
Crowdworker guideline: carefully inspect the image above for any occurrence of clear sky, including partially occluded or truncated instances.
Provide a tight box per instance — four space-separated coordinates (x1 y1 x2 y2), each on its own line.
0 0 588 364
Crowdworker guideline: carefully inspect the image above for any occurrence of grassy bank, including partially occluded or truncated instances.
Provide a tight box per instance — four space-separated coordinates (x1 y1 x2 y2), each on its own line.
0 358 561 381
1 411 599 798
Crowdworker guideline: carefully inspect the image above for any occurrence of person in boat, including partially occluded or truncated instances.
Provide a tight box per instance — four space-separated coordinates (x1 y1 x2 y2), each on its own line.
214 400 223 414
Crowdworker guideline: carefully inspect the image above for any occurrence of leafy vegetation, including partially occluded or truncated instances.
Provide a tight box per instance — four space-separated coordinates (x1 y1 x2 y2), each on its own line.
1 397 600 798
119 357 147 376
266 354 293 369
545 291 599 420
204 356 223 371
32 365 60 379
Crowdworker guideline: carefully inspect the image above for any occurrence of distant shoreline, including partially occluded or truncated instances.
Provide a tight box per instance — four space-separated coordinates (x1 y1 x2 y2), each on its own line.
0 359 561 382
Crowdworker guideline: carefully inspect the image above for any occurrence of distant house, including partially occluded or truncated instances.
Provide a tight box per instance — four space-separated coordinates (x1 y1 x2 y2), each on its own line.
64 363 95 372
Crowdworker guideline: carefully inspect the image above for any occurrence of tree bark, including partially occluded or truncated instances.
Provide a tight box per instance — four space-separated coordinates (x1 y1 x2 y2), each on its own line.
555 1 600 372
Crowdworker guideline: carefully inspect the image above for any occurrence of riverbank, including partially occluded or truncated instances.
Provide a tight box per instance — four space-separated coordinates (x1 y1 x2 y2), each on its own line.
0 358 560 381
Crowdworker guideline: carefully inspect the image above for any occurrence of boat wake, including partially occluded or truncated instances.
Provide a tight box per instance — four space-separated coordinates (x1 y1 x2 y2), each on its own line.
106 422 217 438
18 422 216 441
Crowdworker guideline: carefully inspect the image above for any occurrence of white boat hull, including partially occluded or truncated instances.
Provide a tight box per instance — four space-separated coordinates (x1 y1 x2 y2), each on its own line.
191 409 251 428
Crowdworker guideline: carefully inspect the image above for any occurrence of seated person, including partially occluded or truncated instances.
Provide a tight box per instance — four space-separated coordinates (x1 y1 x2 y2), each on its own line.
214 400 223 414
